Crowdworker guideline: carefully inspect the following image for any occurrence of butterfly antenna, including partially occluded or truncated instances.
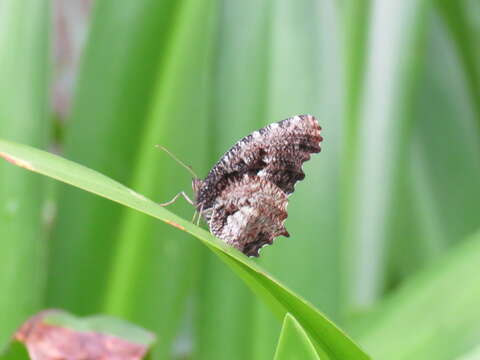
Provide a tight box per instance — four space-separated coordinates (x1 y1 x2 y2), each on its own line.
155 144 199 178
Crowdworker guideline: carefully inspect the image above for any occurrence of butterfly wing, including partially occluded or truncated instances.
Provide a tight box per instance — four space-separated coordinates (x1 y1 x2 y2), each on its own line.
196 114 322 212
209 176 289 257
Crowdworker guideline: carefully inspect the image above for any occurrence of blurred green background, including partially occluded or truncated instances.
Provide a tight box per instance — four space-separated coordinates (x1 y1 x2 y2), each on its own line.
1 0 480 359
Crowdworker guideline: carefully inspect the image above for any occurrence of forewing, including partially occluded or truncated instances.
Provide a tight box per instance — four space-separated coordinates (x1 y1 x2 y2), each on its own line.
196 114 322 211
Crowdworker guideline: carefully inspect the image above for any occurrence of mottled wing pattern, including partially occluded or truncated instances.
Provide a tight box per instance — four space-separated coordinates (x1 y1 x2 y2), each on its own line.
209 176 289 257
196 114 322 210
194 114 322 256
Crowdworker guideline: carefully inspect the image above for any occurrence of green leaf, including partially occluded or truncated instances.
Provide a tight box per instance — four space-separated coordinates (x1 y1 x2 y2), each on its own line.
0 140 370 360
195 1 271 358
252 0 346 356
456 345 480 360
1 341 29 360
341 0 431 310
47 0 179 315
101 0 215 357
0 0 50 349
358 230 480 360
436 0 480 126
391 8 480 279
274 314 322 360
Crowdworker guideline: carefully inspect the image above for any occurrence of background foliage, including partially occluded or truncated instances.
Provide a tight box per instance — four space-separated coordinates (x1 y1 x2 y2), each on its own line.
0 0 479 359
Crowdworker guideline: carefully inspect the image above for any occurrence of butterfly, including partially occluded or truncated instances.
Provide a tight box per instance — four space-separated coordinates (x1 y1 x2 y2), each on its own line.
160 114 322 257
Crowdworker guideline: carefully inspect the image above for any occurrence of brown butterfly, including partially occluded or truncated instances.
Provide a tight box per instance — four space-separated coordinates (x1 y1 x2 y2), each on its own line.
159 114 322 256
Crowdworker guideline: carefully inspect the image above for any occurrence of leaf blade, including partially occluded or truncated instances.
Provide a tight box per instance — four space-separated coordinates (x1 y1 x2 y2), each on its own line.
0 139 370 360
274 314 322 360
0 0 51 349
359 230 480 360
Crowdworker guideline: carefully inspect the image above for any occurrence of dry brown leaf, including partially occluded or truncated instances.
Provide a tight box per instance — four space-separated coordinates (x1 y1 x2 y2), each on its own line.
15 310 152 360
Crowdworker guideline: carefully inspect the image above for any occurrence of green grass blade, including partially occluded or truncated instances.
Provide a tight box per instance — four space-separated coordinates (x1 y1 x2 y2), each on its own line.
0 0 50 349
358 230 480 360
340 0 370 317
456 345 480 360
104 0 212 315
252 0 346 357
195 258 254 360
101 0 215 357
342 0 430 310
391 12 480 278
0 140 370 360
437 0 480 126
194 1 271 358
274 314 322 360
47 0 179 314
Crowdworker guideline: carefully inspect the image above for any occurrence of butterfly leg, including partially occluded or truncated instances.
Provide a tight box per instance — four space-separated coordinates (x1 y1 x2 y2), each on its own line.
191 210 198 223
158 191 194 207
196 204 204 226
